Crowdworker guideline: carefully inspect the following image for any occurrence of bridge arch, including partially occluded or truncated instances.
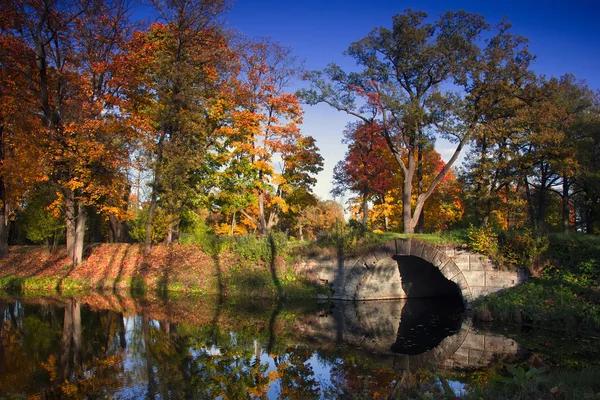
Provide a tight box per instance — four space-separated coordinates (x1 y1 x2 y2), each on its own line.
327 239 524 304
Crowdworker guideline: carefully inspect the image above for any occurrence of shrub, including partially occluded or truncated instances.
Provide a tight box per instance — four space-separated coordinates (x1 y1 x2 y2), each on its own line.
128 205 171 244
178 209 217 251
468 225 498 255
232 232 288 265
498 229 549 273
19 184 64 247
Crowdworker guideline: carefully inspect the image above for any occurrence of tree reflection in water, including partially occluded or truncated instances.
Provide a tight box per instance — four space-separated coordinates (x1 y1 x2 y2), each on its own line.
0 294 522 399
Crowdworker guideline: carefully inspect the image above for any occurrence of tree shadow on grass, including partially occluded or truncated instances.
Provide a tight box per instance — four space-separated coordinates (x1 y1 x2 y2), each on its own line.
97 245 120 290
112 245 131 293
268 234 283 299
156 246 176 300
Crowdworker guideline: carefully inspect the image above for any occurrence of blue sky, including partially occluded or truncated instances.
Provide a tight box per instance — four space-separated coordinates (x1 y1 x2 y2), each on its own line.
226 0 600 201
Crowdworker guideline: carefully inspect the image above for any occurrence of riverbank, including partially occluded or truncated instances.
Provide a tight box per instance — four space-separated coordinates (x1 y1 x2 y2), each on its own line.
472 234 600 333
0 243 327 299
0 231 468 298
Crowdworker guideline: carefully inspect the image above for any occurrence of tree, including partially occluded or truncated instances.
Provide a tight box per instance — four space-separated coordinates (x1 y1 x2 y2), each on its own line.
537 75 594 233
295 199 343 240
0 57 46 257
301 11 533 233
332 121 394 230
0 0 137 264
221 38 322 235
572 93 600 234
121 0 230 251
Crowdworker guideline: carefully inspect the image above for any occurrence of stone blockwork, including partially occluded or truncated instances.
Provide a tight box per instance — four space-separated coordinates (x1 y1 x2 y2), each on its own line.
313 239 527 304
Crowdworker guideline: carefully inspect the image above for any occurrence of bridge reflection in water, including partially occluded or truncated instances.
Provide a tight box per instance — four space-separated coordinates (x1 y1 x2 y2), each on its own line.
0 294 524 397
297 298 524 370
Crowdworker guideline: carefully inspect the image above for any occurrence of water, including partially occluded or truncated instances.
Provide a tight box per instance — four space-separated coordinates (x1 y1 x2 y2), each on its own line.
0 293 584 399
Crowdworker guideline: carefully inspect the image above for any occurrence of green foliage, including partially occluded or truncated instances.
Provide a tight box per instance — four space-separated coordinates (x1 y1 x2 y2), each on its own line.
467 366 600 400
543 233 600 287
128 205 170 244
497 229 549 271
467 225 498 255
473 278 600 331
231 232 288 265
178 209 215 249
19 188 64 245
491 364 547 392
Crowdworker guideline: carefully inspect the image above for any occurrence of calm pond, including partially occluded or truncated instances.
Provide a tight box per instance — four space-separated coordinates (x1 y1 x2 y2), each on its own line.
0 293 597 399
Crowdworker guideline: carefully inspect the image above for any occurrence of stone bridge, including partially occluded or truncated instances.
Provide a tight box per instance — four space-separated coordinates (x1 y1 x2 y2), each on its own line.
312 238 527 304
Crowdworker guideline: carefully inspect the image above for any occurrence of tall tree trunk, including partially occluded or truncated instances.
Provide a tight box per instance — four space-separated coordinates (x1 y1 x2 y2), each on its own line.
384 215 389 232
505 185 512 229
536 163 549 232
562 174 570 234
361 191 368 231
108 214 121 243
231 212 236 236
73 205 86 266
482 197 493 228
258 190 268 235
402 153 416 233
0 206 8 260
145 190 158 254
65 191 86 266
50 230 59 254
586 191 595 234
164 225 173 244
524 179 537 232
65 190 76 261
0 125 8 258
416 143 424 233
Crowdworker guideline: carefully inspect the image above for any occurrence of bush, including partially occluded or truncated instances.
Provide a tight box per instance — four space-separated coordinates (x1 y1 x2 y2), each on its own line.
19 185 64 246
128 205 171 244
543 234 600 287
232 232 288 265
468 225 498 255
498 229 549 273
178 209 217 251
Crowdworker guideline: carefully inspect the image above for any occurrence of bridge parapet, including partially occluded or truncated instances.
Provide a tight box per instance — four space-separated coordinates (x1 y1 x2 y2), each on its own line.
313 238 527 304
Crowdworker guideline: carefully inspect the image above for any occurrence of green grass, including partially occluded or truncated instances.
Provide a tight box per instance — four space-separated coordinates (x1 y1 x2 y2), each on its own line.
223 266 327 299
305 229 469 259
465 366 600 400
473 233 600 332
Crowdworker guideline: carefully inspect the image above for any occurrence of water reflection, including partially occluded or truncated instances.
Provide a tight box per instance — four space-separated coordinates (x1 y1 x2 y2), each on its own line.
0 294 523 398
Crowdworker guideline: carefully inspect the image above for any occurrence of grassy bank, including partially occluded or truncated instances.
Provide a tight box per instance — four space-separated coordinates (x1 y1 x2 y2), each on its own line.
293 229 469 259
0 239 328 299
384 364 600 400
0 230 466 298
473 233 600 332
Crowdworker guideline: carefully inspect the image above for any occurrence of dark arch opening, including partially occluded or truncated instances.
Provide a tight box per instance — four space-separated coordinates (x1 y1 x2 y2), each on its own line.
390 255 465 355
394 255 462 299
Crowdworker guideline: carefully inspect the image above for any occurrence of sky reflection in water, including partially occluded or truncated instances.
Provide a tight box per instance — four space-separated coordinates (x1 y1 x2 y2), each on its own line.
0 294 522 399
